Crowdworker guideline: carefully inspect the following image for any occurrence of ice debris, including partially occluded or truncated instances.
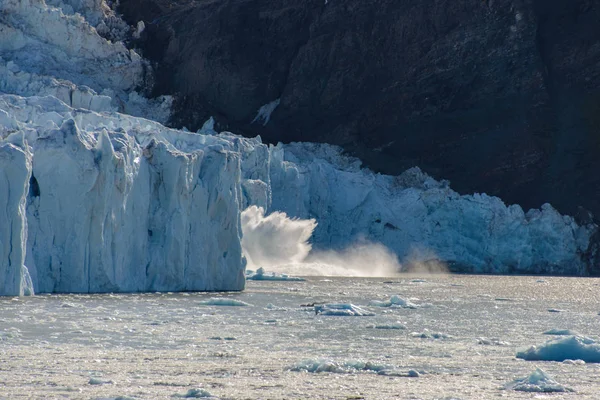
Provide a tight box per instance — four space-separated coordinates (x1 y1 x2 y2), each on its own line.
370 295 419 309
366 322 405 330
172 388 215 398
288 359 398 374
504 368 573 392
516 335 600 363
199 298 252 307
314 304 375 316
411 330 451 339
477 337 510 346
88 377 114 385
246 267 305 281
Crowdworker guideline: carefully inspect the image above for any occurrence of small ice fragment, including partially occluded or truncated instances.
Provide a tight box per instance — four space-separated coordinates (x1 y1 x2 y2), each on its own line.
369 295 418 309
172 388 214 398
88 377 113 385
315 304 375 316
265 303 287 311
563 359 585 365
477 337 510 346
199 298 252 306
504 368 573 392
543 329 578 336
246 267 305 281
366 322 405 330
411 330 450 339
288 359 393 374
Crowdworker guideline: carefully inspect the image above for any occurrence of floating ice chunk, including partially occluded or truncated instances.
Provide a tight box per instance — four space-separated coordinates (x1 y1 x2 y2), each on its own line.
315 303 375 316
265 303 287 311
477 337 510 346
563 359 586 365
370 295 418 309
199 298 252 307
251 98 280 126
543 329 579 336
411 330 451 339
366 322 405 330
288 359 393 374
246 267 305 281
504 368 573 392
88 377 113 385
172 388 215 398
516 335 600 363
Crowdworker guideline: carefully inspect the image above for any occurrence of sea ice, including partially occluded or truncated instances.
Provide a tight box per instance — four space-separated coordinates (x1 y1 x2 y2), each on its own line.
477 337 510 346
288 359 394 374
172 388 215 398
366 322 406 330
88 377 114 385
199 298 252 307
314 303 375 316
246 267 305 281
411 330 451 339
516 335 600 363
504 368 573 392
370 295 419 309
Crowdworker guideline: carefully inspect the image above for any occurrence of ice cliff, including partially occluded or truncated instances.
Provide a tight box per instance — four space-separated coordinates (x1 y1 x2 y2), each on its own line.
227 136 593 276
0 0 596 295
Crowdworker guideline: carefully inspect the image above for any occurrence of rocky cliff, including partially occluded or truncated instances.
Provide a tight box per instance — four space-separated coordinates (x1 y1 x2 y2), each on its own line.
118 0 600 220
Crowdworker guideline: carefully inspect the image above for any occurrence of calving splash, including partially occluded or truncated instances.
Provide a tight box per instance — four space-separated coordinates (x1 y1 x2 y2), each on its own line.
241 206 401 277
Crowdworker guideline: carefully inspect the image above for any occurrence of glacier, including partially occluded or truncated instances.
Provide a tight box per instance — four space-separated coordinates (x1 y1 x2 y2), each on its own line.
0 0 597 295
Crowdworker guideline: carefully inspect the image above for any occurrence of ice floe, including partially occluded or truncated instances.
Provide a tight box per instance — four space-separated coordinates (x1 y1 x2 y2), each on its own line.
369 295 419 309
246 267 305 282
199 298 252 307
314 304 375 316
504 368 573 392
516 335 600 363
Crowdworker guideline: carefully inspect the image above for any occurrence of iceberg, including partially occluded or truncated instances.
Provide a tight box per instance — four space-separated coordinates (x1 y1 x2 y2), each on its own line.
516 335 600 363
504 368 573 393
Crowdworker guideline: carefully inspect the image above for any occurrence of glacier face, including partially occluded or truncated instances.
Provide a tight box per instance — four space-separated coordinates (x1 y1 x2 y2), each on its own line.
233 138 594 276
0 0 597 295
2 95 245 293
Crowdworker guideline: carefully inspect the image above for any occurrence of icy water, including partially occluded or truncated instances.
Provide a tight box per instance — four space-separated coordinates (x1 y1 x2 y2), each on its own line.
1 275 599 399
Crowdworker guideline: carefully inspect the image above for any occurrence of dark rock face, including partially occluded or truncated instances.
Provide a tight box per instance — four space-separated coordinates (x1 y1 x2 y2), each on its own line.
119 0 600 218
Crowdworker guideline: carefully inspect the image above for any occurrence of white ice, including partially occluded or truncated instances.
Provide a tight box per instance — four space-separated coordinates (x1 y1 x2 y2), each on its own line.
504 368 573 393
246 267 305 281
199 298 252 307
370 295 419 309
516 335 600 363
172 388 216 398
314 303 375 316
288 359 395 374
